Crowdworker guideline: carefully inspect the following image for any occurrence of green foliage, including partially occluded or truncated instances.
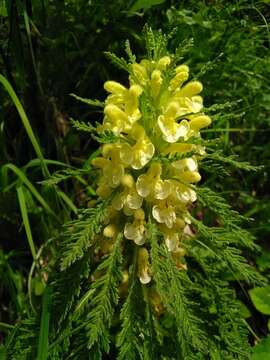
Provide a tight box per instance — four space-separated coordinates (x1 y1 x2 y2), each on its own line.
149 223 207 358
249 286 270 315
86 234 123 352
60 202 108 270
251 336 270 360
116 273 143 359
70 119 120 144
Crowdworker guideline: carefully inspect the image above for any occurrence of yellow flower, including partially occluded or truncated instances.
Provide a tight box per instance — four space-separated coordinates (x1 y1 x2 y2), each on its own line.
157 56 171 70
171 157 201 185
159 218 185 251
136 162 172 200
112 185 143 215
152 200 176 229
92 143 133 188
169 64 189 91
124 208 146 245
129 125 155 169
124 220 145 245
157 102 190 143
104 81 143 124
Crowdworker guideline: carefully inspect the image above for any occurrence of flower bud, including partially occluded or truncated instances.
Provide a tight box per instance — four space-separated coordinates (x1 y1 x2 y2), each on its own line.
189 115 211 130
179 81 203 97
138 248 151 284
157 56 171 69
103 224 117 238
104 81 127 95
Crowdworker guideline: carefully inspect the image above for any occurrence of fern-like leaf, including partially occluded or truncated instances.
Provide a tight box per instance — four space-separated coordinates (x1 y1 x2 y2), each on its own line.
86 233 123 352
60 203 107 270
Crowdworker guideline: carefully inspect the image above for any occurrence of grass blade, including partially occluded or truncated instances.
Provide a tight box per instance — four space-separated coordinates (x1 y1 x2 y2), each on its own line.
37 286 51 360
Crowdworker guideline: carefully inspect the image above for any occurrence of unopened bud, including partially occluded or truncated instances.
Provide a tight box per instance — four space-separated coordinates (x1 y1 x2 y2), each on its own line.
157 56 171 69
103 224 117 238
104 81 127 95
189 115 211 130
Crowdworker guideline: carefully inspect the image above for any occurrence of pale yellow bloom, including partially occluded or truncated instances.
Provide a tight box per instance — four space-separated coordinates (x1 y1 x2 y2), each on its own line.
136 163 172 200
152 200 176 229
124 220 145 245
112 186 143 215
129 125 155 169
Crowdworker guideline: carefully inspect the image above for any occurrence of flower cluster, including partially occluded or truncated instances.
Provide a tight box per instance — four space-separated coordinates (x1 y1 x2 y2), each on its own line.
92 55 211 285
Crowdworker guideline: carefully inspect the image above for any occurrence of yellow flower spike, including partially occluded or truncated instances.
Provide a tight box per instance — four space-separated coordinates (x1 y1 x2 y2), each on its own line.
154 179 172 200
92 150 125 189
104 104 127 123
150 69 162 98
103 224 117 238
157 56 171 70
137 248 151 284
189 115 212 131
192 95 203 105
185 97 204 114
159 221 185 251
104 81 127 95
126 188 143 210
165 231 179 251
93 52 212 273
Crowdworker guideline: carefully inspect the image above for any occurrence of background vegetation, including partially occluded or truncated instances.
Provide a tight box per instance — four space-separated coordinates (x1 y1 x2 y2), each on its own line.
0 0 269 358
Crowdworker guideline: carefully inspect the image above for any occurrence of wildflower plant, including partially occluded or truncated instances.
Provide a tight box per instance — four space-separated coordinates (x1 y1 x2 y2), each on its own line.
5 28 265 360
92 44 210 278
